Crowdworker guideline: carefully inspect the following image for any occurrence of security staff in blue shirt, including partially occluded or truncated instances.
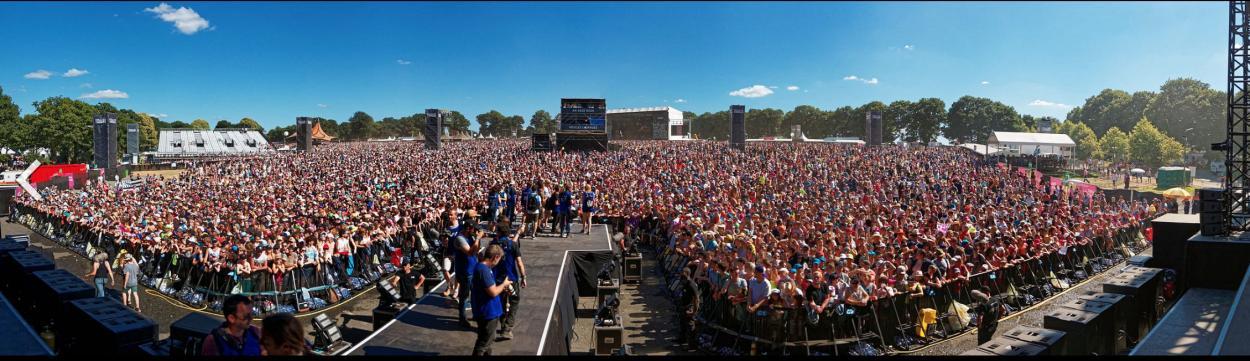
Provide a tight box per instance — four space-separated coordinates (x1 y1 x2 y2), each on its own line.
453 222 483 328
471 244 512 356
490 223 527 340
558 185 574 237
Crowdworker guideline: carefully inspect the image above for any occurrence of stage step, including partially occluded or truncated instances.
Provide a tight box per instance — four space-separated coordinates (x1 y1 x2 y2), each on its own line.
1214 265 1250 355
1130 287 1234 355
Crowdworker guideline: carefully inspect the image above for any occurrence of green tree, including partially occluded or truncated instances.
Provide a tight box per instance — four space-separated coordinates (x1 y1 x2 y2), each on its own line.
745 108 784 137
0 86 33 152
1099 127 1130 162
1144 78 1225 148
944 95 1024 143
883 100 914 142
137 113 159 151
214 120 234 129
30 97 96 163
346 111 376 140
530 110 556 134
238 117 263 132
827 106 857 138
690 111 730 140
190 119 211 130
1065 121 1101 160
475 110 508 137
1129 117 1186 168
446 111 471 134
852 101 888 140
906 98 947 144
783 105 825 139
1067 89 1131 136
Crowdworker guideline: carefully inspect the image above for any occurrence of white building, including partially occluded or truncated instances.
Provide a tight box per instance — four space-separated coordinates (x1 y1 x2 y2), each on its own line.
155 129 273 160
987 131 1075 157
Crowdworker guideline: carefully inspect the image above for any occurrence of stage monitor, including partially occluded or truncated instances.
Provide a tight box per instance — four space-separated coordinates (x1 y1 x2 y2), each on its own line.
559 98 606 133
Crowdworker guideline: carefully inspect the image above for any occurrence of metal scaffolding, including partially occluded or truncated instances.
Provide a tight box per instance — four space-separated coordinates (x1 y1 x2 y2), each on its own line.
1226 0 1250 231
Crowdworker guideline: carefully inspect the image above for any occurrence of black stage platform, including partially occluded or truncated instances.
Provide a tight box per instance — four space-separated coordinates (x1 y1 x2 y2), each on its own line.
347 224 614 356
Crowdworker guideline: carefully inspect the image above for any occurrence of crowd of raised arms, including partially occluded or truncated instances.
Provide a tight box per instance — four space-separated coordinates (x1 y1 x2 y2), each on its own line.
15 140 1166 306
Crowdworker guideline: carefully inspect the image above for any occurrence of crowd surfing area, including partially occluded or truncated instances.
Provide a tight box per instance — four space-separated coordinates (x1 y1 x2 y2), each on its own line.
11 141 1163 326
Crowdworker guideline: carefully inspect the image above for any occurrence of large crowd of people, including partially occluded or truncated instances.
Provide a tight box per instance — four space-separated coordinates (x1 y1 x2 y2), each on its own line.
10 139 1166 352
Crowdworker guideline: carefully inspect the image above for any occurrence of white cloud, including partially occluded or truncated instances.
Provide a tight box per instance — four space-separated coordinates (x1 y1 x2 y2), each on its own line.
786 85 799 91
843 75 879 85
729 85 774 98
63 68 89 77
80 83 93 88
675 99 687 103
24 70 51 79
79 89 130 99
980 81 990 85
903 45 915 50
145 3 211 35
396 59 411 65
148 113 169 118
768 86 779 89
1029 99 1072 109
317 104 328 108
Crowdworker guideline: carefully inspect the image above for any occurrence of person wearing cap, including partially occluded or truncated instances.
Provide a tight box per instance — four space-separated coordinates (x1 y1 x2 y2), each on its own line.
971 288 1002 344
121 253 142 312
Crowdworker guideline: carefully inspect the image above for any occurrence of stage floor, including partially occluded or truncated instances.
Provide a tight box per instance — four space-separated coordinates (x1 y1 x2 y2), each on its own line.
346 224 613 356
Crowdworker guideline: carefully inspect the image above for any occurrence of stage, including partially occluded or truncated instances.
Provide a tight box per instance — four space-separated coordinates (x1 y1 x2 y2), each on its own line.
346 224 614 356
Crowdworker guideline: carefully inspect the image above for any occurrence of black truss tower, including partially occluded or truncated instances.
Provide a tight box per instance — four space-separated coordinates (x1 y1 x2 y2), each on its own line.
1227 0 1250 232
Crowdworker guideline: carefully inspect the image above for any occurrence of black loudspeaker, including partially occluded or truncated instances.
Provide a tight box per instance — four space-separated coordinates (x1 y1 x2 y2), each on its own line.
1149 214 1198 275
1044 307 1108 355
866 111 883 146
1058 298 1115 355
28 269 95 328
531 133 553 151
126 123 139 161
1002 325 1068 355
978 336 1046 356
312 313 352 354
372 304 403 331
0 293 53 356
1103 268 1163 340
424 109 444 150
376 279 404 305
594 319 624 355
1185 233 1250 290
1196 188 1225 236
623 255 642 283
729 105 746 150
58 297 157 355
138 340 173 356
169 312 220 356
597 280 619 310
296 117 313 151
1076 292 1133 351
1 250 55 302
0 239 27 256
93 113 118 170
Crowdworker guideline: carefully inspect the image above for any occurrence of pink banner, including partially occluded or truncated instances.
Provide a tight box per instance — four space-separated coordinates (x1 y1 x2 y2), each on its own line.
1076 183 1098 197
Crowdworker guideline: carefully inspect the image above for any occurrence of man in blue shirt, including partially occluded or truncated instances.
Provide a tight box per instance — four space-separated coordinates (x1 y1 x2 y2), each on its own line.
504 183 518 223
580 185 597 235
453 222 482 328
558 185 574 238
471 244 513 356
491 224 527 340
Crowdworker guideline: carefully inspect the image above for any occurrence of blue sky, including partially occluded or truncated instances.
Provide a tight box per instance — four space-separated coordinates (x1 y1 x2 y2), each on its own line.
0 1 1226 130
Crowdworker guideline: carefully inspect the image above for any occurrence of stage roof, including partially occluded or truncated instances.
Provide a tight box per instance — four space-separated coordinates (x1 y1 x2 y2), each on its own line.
988 131 1075 146
156 129 273 157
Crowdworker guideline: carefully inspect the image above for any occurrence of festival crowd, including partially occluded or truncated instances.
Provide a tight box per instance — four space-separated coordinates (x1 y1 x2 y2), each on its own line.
11 140 1165 351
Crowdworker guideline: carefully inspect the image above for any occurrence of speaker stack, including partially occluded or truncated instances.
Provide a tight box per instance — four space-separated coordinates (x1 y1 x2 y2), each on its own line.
126 123 140 164
1103 266 1164 344
57 297 157 355
978 336 1047 356
296 117 314 151
373 279 408 331
1075 291 1132 351
0 250 55 304
1197 188 1226 236
1002 325 1068 355
92 113 119 170
424 109 446 150
168 312 221 356
865 111 883 146
1057 298 1116 355
729 105 746 151
27 269 95 330
1043 306 1109 355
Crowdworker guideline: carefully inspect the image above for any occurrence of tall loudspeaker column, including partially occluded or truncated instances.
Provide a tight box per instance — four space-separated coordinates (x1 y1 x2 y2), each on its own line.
729 105 746 150
424 109 445 150
93 113 118 170
865 111 883 146
295 117 313 151
125 123 139 164
1197 188 1225 236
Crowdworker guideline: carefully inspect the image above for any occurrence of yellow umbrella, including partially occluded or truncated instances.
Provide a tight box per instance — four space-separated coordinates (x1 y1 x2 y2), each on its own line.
1162 187 1191 199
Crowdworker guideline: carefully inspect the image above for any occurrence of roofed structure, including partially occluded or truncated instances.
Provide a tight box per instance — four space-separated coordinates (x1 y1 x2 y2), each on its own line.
156 129 273 159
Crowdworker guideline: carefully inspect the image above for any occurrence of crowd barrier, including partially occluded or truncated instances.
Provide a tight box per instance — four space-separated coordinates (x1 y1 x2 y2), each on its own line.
8 203 434 316
633 213 1157 356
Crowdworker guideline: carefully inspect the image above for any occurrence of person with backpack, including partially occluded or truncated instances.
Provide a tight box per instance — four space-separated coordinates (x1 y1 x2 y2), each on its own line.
201 294 263 356
453 222 483 328
557 185 574 238
490 223 526 341
521 183 542 239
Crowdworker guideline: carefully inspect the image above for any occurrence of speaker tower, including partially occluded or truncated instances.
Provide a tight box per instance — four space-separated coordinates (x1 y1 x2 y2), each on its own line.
424 109 446 150
93 113 118 169
729 105 746 150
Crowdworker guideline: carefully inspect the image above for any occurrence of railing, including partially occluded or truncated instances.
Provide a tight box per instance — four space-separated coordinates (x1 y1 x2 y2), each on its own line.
635 214 1155 356
8 203 439 316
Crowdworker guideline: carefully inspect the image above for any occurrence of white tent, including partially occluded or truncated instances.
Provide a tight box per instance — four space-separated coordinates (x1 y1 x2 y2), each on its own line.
987 131 1075 157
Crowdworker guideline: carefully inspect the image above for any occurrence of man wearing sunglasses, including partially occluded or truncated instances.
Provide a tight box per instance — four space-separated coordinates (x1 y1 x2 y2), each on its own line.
202 294 263 356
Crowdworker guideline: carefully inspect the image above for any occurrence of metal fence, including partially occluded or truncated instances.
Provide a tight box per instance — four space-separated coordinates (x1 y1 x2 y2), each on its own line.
635 215 1154 356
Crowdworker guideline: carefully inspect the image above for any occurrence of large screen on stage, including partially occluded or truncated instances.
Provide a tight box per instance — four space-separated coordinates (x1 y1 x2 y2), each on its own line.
559 98 606 132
